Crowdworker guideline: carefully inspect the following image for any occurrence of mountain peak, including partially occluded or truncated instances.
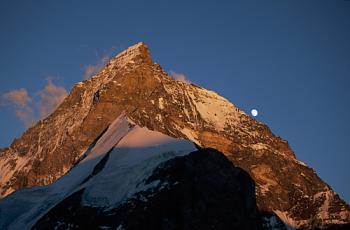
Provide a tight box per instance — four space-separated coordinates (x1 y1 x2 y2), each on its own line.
109 42 153 69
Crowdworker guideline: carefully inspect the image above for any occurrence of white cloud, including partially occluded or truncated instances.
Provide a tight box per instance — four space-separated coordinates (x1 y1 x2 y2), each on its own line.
83 56 109 80
37 78 68 118
169 70 191 84
1 89 35 128
1 79 68 128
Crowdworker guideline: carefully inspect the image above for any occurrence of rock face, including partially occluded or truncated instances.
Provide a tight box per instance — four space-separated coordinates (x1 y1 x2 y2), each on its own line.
0 42 349 229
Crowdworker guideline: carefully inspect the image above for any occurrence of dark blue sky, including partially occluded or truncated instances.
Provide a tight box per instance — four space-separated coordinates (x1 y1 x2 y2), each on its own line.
0 0 349 202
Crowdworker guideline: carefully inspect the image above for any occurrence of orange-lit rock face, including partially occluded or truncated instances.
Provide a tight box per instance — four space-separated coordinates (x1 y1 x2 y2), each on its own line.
0 42 349 229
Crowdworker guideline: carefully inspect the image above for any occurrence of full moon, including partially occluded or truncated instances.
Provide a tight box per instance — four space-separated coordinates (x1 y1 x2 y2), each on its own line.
251 109 258 117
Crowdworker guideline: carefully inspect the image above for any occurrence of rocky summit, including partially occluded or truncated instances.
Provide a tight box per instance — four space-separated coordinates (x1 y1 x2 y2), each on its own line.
0 42 349 229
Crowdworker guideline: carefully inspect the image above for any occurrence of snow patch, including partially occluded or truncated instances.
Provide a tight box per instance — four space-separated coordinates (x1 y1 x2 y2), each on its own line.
158 97 165 110
172 123 200 145
75 82 84 87
117 126 176 148
185 85 244 131
274 210 300 229
295 160 308 167
83 114 132 161
155 114 162 122
0 155 31 197
258 184 270 195
250 143 269 151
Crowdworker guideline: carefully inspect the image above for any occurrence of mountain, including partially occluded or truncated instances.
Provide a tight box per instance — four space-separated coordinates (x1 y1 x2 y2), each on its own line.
1 115 267 229
0 42 349 229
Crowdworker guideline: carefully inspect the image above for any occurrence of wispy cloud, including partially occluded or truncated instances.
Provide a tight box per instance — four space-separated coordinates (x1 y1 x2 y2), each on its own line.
169 70 191 84
1 79 68 128
37 78 68 118
82 45 123 80
2 88 31 107
83 56 109 80
1 89 35 128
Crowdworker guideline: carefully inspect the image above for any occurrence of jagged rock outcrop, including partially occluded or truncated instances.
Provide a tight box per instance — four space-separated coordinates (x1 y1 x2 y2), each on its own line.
0 42 349 229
